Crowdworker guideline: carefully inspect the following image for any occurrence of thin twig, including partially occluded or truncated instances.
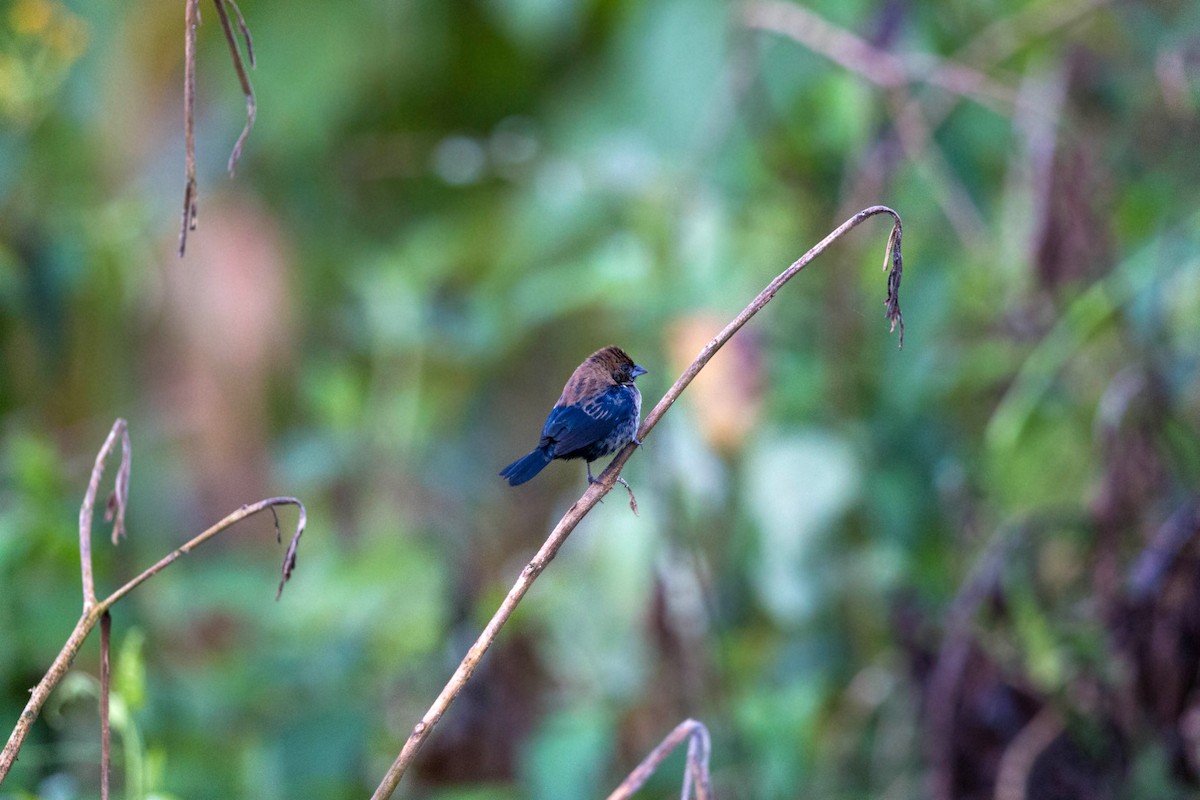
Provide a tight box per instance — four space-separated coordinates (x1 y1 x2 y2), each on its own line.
918 0 1114 138
211 0 256 176
744 1 1015 112
1126 500 1200 604
178 0 257 255
0 422 307 782
957 0 1115 71
99 612 111 800
743 2 986 244
179 0 200 257
370 206 905 799
224 0 255 67
926 522 1027 800
2 615 93 780
683 736 700 800
884 89 985 245
79 419 130 611
993 708 1063 800
605 719 712 800
884 0 1111 216
684 723 712 800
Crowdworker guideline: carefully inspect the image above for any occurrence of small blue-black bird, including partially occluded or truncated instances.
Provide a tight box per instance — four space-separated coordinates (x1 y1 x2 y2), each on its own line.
500 346 647 486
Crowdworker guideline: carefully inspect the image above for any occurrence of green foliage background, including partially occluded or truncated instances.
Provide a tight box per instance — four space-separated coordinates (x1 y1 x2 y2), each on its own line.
2 0 1200 797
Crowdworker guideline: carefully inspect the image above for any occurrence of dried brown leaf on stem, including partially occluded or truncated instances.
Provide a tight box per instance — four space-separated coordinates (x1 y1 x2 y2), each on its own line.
606 719 712 800
276 501 307 600
99 495 307 609
370 205 906 800
0 421 307 783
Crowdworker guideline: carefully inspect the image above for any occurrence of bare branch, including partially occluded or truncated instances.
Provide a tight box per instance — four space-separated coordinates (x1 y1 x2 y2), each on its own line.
1127 500 1200 604
957 0 1116 70
684 726 712 800
744 1 1015 112
743 2 986 244
1 616 93 779
211 0 256 176
884 90 985 245
179 0 200 257
994 708 1063 800
908 0 1114 167
224 0 255 67
178 0 257 255
605 719 712 800
370 206 906 799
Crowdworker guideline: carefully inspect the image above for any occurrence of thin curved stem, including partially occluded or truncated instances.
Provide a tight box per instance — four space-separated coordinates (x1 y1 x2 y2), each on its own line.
211 0 256 176
79 419 130 610
606 719 712 800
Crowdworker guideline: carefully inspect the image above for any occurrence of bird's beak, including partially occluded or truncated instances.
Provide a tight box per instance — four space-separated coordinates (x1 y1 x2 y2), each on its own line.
632 364 647 378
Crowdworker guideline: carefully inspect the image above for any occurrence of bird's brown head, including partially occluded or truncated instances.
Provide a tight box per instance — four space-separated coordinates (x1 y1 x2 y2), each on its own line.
588 346 648 386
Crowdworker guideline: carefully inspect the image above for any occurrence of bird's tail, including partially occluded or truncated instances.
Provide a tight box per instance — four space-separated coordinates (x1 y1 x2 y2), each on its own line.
500 447 552 486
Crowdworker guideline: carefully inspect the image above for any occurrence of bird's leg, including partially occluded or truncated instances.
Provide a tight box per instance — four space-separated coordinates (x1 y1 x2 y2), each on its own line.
632 436 643 447
586 462 606 503
587 462 637 515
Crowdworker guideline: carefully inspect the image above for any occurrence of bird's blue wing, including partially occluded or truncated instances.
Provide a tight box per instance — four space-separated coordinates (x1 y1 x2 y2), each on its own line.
541 386 634 456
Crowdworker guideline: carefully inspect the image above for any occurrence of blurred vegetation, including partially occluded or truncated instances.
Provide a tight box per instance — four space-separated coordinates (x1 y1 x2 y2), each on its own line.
3 0 1200 798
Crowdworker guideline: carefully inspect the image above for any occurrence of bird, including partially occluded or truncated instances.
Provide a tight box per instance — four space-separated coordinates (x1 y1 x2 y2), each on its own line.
500 346 647 486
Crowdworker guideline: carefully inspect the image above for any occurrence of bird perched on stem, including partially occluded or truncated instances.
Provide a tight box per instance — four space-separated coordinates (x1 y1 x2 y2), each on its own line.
500 346 647 486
